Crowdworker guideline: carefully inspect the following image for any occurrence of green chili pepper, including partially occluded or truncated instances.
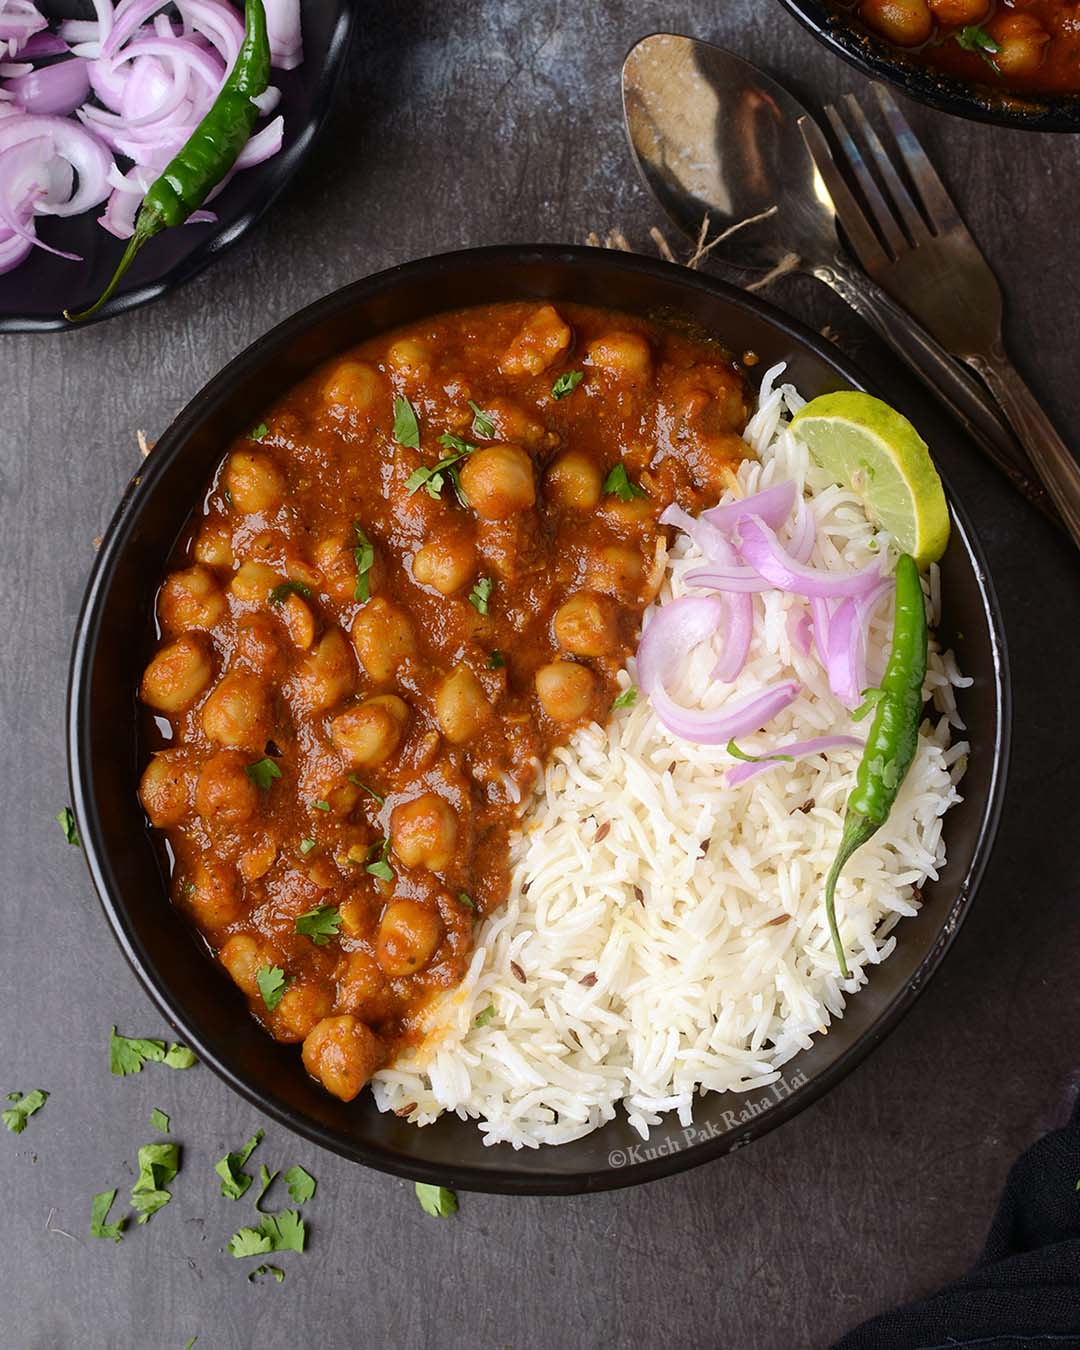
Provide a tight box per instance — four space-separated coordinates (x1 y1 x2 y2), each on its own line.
64 0 271 324
824 553 928 979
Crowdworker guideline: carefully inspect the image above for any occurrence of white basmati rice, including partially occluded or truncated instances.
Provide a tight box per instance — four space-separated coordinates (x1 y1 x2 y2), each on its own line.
371 365 970 1148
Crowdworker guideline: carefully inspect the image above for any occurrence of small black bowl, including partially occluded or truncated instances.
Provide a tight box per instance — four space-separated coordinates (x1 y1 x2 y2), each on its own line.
777 0 1080 131
67 245 1010 1194
0 0 353 333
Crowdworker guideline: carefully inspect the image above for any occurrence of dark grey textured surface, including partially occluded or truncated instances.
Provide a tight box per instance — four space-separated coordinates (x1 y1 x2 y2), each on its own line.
3 4 1080 1348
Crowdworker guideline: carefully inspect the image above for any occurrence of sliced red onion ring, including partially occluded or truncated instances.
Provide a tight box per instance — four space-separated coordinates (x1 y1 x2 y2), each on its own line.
702 480 796 533
637 595 726 697
0 112 112 216
649 680 801 746
825 598 863 707
3 57 91 115
101 0 170 59
234 112 282 168
725 736 864 786
658 502 731 564
787 606 813 657
176 0 244 68
810 596 831 667
265 0 302 70
0 137 82 259
0 1 47 48
0 223 33 272
711 589 753 683
683 565 772 594
736 515 882 599
19 31 68 58
786 496 816 564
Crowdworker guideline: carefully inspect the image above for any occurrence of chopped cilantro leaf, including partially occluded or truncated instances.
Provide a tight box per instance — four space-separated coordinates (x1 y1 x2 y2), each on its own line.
487 650 505 669
228 1209 306 1258
312 799 331 812
55 806 80 847
353 523 375 602
551 370 583 400
90 1188 125 1242
468 400 495 439
109 1027 166 1076
611 686 637 711
131 1142 180 1224
348 774 385 804
469 576 493 615
405 445 473 502
185 1339 198 1349
267 580 311 605
437 431 478 456
415 1182 458 1218
284 1165 317 1204
248 1264 285 1283
254 1164 279 1212
852 688 886 723
245 758 282 792
474 1004 496 1028
955 23 1000 52
215 1129 264 1201
2 1089 47 1134
603 463 648 502
256 965 288 1013
294 904 342 947
366 838 394 883
299 838 316 856
393 396 420 448
457 891 476 912
726 739 795 765
249 423 269 441
164 1043 197 1070
149 1108 170 1133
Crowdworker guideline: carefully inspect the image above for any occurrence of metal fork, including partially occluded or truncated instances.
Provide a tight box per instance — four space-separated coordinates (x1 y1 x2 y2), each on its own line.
819 83 1080 549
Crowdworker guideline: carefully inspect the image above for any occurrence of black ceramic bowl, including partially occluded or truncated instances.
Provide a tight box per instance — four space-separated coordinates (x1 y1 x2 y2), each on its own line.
67 245 1009 1194
777 0 1080 131
0 0 353 333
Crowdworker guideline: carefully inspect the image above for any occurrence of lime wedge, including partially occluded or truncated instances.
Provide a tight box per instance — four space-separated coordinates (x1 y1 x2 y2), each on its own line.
790 391 950 566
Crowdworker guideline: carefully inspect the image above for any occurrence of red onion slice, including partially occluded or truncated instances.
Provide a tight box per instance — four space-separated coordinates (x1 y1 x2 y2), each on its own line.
787 606 813 657
683 565 773 594
636 595 726 698
711 590 752 684
0 137 82 259
265 0 302 70
736 515 882 599
702 480 797 533
825 598 863 707
3 57 91 115
649 680 801 746
725 735 864 786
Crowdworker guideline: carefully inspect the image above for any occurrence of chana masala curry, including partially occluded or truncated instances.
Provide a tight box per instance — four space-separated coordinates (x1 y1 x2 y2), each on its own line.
137 301 751 1104
837 0 1080 95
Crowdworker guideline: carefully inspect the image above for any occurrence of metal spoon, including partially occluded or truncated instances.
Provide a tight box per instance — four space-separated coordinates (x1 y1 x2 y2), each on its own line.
621 33 1044 508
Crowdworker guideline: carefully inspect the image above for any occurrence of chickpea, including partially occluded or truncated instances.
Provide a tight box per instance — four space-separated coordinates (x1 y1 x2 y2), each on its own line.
585 331 652 382
986 11 1049 75
390 793 458 872
599 494 656 531
230 560 282 605
927 0 988 23
157 565 226 632
273 980 334 1043
554 591 619 657
435 664 492 744
195 749 261 827
279 593 316 650
201 672 272 749
351 598 416 682
336 948 394 1020
313 536 360 604
459 444 536 519
535 660 596 722
330 695 409 767
484 396 546 448
500 304 573 376
413 534 477 595
138 753 191 827
321 359 383 417
240 838 277 881
219 933 271 999
234 614 282 677
586 545 644 599
375 899 444 976
544 450 603 511
385 338 432 382
858 0 933 45
193 523 233 569
140 634 213 713
185 858 240 932
301 1015 385 1101
223 449 286 515
294 627 356 712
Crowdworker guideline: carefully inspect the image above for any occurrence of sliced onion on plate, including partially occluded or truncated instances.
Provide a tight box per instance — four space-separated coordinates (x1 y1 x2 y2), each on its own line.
649 680 802 746
725 735 864 786
736 515 882 600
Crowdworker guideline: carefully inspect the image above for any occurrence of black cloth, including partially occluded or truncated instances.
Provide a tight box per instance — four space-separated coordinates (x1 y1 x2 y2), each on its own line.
835 1096 1080 1349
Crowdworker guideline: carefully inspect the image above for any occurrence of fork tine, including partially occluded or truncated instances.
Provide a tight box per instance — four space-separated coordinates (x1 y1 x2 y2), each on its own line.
842 93 933 244
824 101 906 259
872 84 964 235
796 115 890 269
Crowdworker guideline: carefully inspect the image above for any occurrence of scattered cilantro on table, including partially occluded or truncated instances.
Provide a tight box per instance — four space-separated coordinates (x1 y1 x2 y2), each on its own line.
2 1089 48 1134
55 807 80 846
109 1027 197 1076
131 1142 181 1224
90 1188 126 1242
415 1183 458 1218
215 1129 264 1201
228 1208 306 1258
283 1165 316 1205
150 1107 170 1133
